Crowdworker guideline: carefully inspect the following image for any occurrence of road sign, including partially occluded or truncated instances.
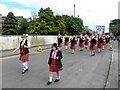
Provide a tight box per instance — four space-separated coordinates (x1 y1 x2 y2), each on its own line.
96 25 105 35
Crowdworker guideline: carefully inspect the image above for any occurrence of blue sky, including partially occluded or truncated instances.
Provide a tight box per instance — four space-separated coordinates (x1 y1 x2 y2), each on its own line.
0 1 37 12
1 1 30 10
0 0 119 32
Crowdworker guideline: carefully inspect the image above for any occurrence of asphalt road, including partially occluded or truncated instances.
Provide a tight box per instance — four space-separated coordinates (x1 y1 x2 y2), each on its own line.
2 43 114 88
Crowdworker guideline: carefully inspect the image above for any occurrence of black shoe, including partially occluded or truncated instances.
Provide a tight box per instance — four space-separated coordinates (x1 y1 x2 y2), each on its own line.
46 81 52 85
91 54 95 56
22 70 26 74
25 68 29 72
80 49 83 51
54 79 60 83
72 52 74 54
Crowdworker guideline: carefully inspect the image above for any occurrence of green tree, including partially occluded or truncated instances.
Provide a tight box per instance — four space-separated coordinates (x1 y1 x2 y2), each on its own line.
63 15 84 35
38 7 54 23
27 7 84 35
27 7 58 35
109 19 120 36
27 22 40 35
54 14 66 35
27 7 66 35
18 18 29 34
109 24 120 36
2 12 18 35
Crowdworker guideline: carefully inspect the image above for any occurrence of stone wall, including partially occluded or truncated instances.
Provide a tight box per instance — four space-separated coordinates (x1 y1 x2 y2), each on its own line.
0 35 58 50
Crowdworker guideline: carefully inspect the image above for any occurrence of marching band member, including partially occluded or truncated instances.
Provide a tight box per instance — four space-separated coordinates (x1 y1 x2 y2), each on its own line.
90 35 97 56
13 34 31 74
102 35 106 50
47 43 63 85
97 34 103 53
106 35 110 44
57 33 63 50
64 34 69 50
79 34 85 51
70 35 77 54
84 34 90 49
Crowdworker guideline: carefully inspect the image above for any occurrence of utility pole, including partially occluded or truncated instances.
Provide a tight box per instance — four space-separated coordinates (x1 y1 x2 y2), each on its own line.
74 4 75 17
118 1 120 19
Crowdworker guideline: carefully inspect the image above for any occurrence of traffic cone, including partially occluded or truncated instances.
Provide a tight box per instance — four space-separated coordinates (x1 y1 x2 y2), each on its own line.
37 45 42 52
109 44 112 51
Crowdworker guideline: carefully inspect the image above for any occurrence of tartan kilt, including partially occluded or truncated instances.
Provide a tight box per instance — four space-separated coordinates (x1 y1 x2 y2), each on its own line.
64 42 69 46
58 43 62 48
85 41 89 45
90 44 97 50
103 41 106 45
19 53 29 62
49 59 63 72
79 42 84 47
97 43 103 48
70 44 76 49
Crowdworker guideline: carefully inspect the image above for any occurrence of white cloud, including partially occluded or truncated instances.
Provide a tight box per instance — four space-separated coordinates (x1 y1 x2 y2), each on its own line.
0 4 31 18
0 0 119 32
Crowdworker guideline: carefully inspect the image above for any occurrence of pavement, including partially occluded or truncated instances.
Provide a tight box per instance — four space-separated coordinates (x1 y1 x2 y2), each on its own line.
118 42 120 88
105 40 119 89
0 40 119 89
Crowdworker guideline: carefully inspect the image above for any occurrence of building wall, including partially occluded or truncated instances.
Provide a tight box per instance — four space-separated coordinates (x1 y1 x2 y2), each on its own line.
0 35 58 50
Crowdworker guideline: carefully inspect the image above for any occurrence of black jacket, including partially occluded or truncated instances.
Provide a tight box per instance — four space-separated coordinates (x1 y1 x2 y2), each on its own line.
20 40 29 55
48 50 63 69
71 38 77 45
90 38 97 45
58 37 62 43
65 37 69 42
79 37 84 43
98 37 103 44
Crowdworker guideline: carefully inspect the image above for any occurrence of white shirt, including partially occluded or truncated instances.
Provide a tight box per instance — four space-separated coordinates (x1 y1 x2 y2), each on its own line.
51 50 57 59
19 39 31 47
